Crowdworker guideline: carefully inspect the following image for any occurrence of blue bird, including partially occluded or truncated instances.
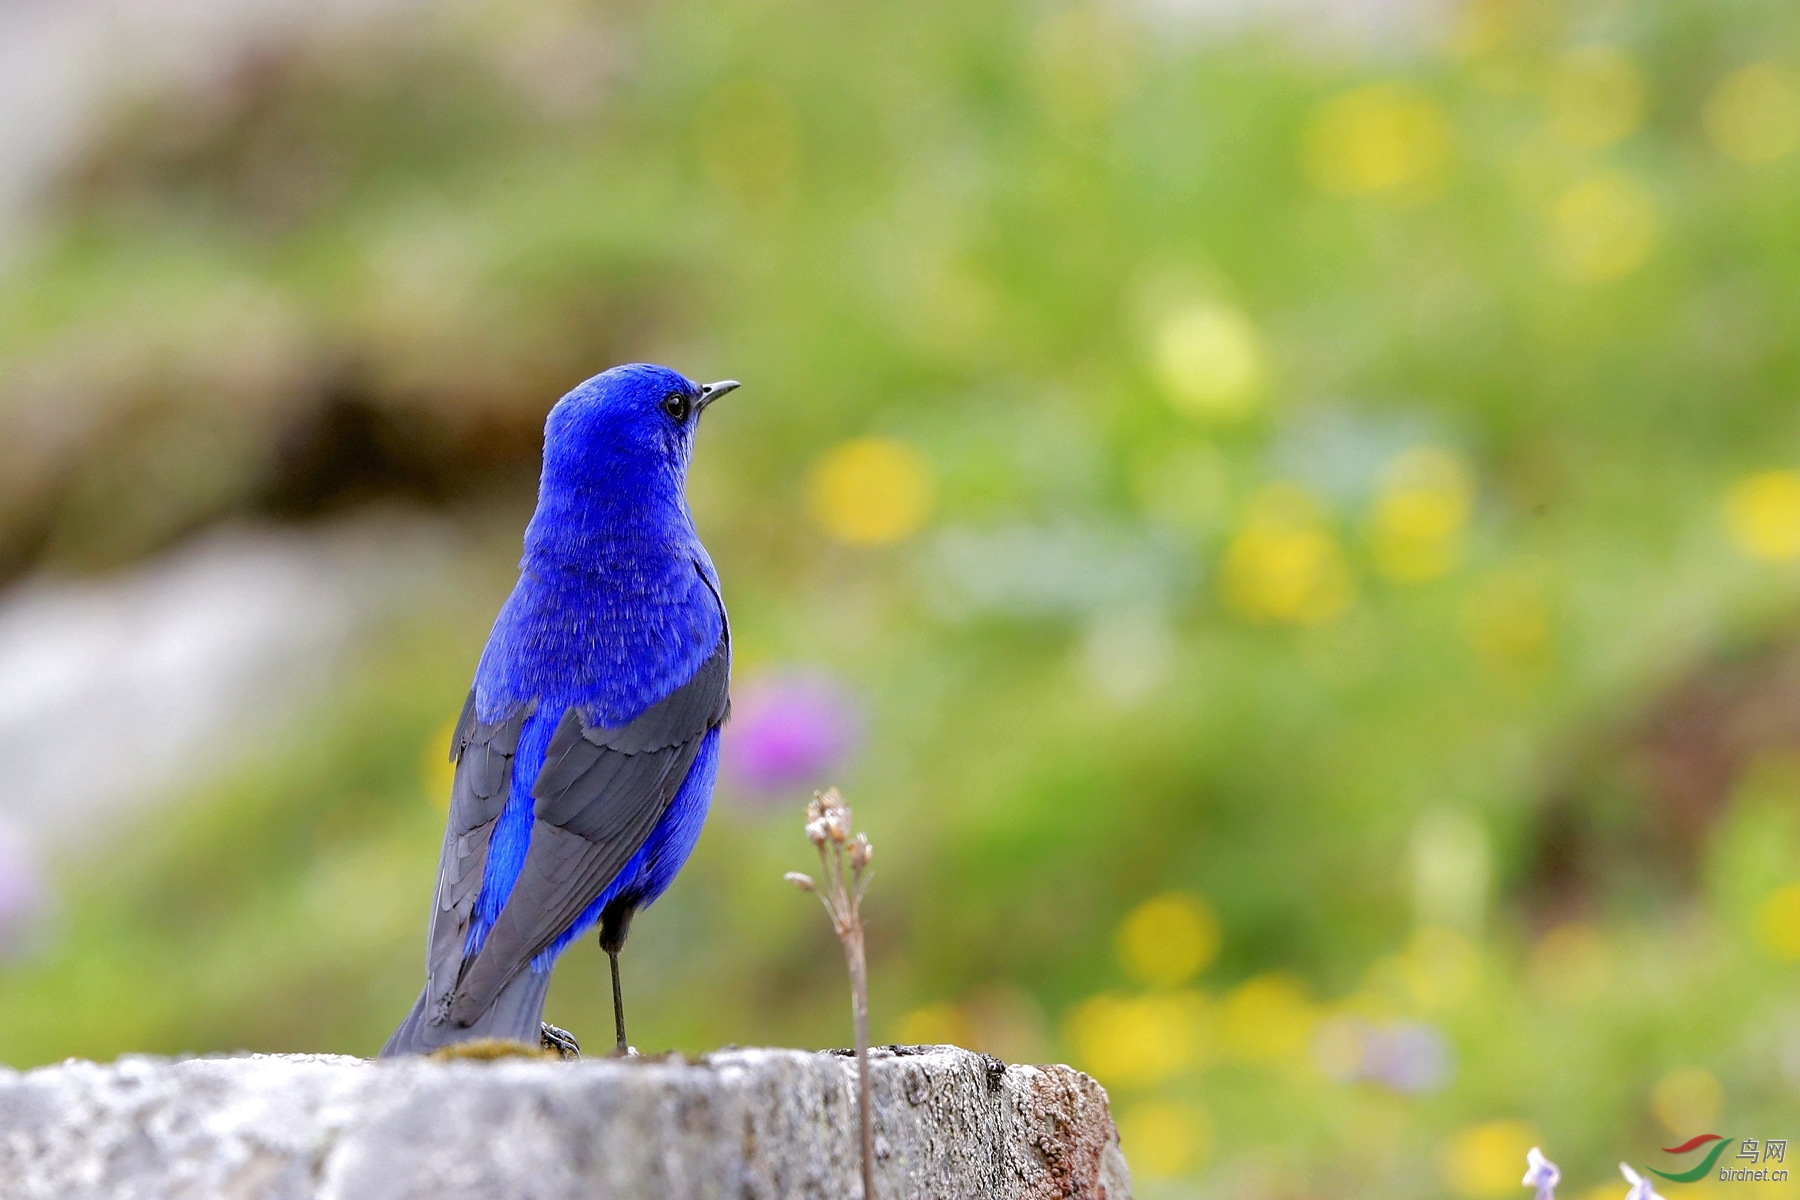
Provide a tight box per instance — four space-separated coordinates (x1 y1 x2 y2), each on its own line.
382 363 738 1057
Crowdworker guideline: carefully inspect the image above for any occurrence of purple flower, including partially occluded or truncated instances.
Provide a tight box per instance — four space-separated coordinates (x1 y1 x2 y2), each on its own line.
1523 1147 1560 1200
1620 1163 1664 1200
1312 1015 1453 1094
722 669 862 795
1365 1020 1453 1093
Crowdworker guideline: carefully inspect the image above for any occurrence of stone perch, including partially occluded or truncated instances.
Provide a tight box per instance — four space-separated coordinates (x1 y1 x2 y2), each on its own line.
0 1045 1132 1200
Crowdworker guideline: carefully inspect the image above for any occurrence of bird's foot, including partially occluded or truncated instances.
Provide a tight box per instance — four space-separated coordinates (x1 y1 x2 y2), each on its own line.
540 1023 581 1060
608 1043 639 1059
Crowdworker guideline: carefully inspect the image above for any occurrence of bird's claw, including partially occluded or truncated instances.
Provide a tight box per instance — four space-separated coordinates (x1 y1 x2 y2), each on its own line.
540 1022 581 1060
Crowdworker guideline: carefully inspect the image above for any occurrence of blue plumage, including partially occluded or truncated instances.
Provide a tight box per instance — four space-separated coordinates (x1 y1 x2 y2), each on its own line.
382 363 736 1057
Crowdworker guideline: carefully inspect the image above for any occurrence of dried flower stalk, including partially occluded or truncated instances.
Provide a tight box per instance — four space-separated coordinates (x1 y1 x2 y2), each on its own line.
787 788 876 1200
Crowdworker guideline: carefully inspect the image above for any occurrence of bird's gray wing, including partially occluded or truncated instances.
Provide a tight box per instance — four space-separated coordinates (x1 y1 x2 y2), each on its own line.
448 610 730 1025
422 692 530 1021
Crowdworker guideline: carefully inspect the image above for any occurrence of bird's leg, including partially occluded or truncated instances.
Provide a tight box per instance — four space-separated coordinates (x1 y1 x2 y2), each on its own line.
608 949 627 1051
598 901 638 1055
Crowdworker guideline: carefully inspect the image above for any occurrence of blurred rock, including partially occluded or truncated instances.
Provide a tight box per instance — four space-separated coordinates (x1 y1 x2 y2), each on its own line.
0 0 436 243
0 17 593 583
0 820 50 961
0 1046 1130 1200
0 518 449 856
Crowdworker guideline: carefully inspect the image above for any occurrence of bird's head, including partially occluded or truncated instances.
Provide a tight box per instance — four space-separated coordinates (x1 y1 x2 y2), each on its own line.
540 363 739 494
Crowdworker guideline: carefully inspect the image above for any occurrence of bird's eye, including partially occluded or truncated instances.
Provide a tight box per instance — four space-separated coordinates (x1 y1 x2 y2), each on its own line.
661 392 691 422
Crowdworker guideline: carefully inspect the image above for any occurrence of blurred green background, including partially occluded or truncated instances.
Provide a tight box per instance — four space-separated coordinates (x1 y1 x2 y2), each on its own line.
0 0 1798 1196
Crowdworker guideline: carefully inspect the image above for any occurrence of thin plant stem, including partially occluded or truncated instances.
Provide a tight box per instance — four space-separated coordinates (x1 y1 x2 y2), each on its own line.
788 789 878 1200
845 929 874 1200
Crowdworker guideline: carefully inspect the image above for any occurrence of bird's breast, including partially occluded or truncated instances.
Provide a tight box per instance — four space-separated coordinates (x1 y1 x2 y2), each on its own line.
474 549 724 728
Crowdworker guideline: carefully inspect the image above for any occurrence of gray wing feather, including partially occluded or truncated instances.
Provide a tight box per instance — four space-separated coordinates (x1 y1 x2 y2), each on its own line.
423 697 529 1019
446 603 730 1026
588 641 731 753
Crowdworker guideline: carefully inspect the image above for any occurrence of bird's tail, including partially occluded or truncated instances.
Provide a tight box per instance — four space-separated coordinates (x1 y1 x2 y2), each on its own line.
379 967 554 1058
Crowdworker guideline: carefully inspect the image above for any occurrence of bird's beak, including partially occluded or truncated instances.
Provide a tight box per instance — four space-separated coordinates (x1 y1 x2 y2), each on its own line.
696 380 740 412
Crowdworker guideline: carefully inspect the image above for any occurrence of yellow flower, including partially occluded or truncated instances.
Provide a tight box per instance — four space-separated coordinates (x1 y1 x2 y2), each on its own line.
1651 1067 1722 1137
1220 486 1355 625
1304 82 1452 201
1757 882 1800 960
1441 1121 1540 1198
1118 1100 1211 1179
1548 172 1658 283
1151 304 1265 421
1705 64 1800 165
806 437 936 545
1370 446 1474 583
1117 893 1221 988
1724 470 1800 561
1062 991 1211 1088
1219 973 1317 1064
1546 45 1646 149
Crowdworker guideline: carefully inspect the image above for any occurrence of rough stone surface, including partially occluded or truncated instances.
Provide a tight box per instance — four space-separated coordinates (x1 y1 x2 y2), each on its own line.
0 1045 1130 1200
